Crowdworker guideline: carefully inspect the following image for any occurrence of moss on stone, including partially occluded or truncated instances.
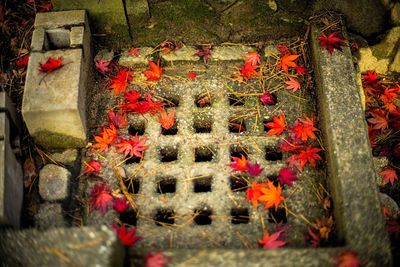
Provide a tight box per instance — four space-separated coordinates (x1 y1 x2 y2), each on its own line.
33 130 86 149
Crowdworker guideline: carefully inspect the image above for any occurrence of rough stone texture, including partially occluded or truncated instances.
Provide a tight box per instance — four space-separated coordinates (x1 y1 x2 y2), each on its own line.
50 149 79 166
313 0 386 37
95 49 115 63
39 164 71 201
371 27 400 59
46 28 71 49
34 203 66 229
264 45 279 58
161 46 199 62
0 226 124 267
389 47 400 72
379 192 399 215
357 47 389 74
373 156 389 185
35 10 87 28
391 3 400 25
70 26 85 48
125 0 150 26
211 46 255 61
31 28 47 52
311 24 391 265
119 47 154 67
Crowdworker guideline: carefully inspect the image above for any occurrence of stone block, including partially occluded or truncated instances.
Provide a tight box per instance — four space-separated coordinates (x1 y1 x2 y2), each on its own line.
50 149 79 166
34 10 87 29
70 26 84 48
34 203 66 230
371 26 400 59
391 3 400 25
119 47 154 67
379 192 399 216
0 226 125 267
125 0 150 27
31 28 47 52
46 28 71 49
161 46 199 62
373 156 389 185
211 46 255 61
357 47 389 74
389 47 400 72
39 164 71 201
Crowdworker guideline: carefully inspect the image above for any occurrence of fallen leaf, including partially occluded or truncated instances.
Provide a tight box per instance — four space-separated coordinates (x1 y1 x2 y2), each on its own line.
113 197 129 213
246 181 269 208
287 145 322 171
229 155 248 172
109 69 133 95
380 167 398 185
284 77 301 92
95 59 111 74
90 182 113 215
83 160 102 174
16 53 29 68
39 57 63 73
362 70 379 85
277 167 298 187
107 110 128 129
291 114 318 142
318 32 345 54
335 250 361 267
265 112 286 136
245 51 261 66
277 54 299 73
195 45 212 64
246 162 263 176
258 228 287 249
187 71 197 80
23 158 37 188
114 134 148 158
314 216 334 240
143 60 162 81
157 108 175 130
240 62 258 80
367 109 389 132
112 223 141 247
91 124 119 152
260 91 277 106
128 47 140 56
258 180 285 209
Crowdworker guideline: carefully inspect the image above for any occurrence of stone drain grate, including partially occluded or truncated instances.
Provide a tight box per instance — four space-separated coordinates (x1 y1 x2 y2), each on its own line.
87 61 326 250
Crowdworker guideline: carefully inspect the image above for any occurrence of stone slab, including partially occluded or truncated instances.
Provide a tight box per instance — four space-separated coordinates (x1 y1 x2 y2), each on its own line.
211 46 255 61
389 46 400 72
125 0 150 26
0 226 124 267
39 164 71 201
22 49 87 148
119 47 154 67
310 24 391 265
161 46 199 62
34 203 66 230
34 10 87 28
46 28 71 49
371 26 400 59
50 149 79 165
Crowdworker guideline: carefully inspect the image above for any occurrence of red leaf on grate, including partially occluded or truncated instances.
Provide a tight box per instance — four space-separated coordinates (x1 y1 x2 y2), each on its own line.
107 109 127 129
144 252 171 267
123 90 141 105
83 160 102 174
95 59 111 74
90 183 113 215
115 134 148 158
109 69 133 95
291 114 318 142
113 197 129 213
277 167 298 187
157 108 175 130
334 250 361 267
318 32 345 54
246 181 269 208
187 71 197 80
240 62 258 80
91 123 119 152
112 223 141 247
265 112 286 136
244 51 261 66
195 45 212 65
284 77 301 92
258 180 285 209
260 91 277 106
128 47 140 56
286 145 322 171
144 60 162 81
229 155 248 172
246 162 263 176
380 167 398 186
39 57 63 73
126 95 164 115
277 54 299 73
258 228 287 249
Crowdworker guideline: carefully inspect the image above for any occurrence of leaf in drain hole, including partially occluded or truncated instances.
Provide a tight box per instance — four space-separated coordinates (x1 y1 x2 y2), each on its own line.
113 197 129 213
157 108 175 130
229 155 248 172
187 71 197 80
109 69 134 95
246 162 263 177
258 180 285 209
277 167 298 187
95 59 111 74
246 181 269 208
258 228 287 249
318 32 345 55
112 223 141 247
38 57 63 73
91 123 119 152
143 60 162 81
197 95 211 107
334 250 361 267
291 114 318 142
265 112 286 136
284 77 301 93
380 167 398 186
90 182 113 215
107 109 127 129
114 134 148 158
260 91 277 106
144 251 171 267
277 53 299 73
83 160 102 175
244 51 261 66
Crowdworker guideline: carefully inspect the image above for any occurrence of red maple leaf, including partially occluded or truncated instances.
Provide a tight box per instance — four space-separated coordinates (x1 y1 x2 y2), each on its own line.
144 252 171 267
245 51 261 66
291 114 318 142
334 250 361 267
95 59 111 74
195 45 212 64
295 65 306 75
229 155 248 172
123 90 141 105
305 228 321 247
157 108 175 130
380 167 398 185
144 60 162 81
277 54 299 73
112 223 141 247
16 53 29 68
90 182 113 215
284 77 301 92
83 160 102 175
115 134 148 158
277 167 298 187
187 71 197 80
258 228 287 249
125 95 164 115
39 57 63 73
128 47 140 56
107 109 127 129
240 62 259 80
276 44 290 56
367 109 389 132
287 145 322 171
109 69 133 95
265 112 286 136
246 181 268 208
318 32 345 54
260 91 277 106
258 180 285 209
362 70 379 85
92 124 119 152
246 162 264 176
113 197 129 213
279 138 303 153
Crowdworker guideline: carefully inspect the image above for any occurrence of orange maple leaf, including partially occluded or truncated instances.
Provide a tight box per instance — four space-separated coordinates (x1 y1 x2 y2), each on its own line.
229 155 248 172
109 69 133 96
114 134 148 158
292 114 318 142
144 60 162 81
245 51 261 66
284 77 301 92
157 108 175 130
258 228 287 249
265 112 286 136
335 250 361 267
367 109 388 132
380 167 398 185
258 180 285 209
240 62 258 80
92 124 118 152
277 54 299 73
246 181 268 208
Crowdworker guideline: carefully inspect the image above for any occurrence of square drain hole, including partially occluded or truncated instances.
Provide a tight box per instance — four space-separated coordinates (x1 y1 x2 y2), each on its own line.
154 209 175 226
265 147 283 161
268 207 287 224
263 118 273 132
119 210 137 226
194 146 216 162
229 117 246 133
230 145 249 159
158 96 180 108
160 146 178 162
229 94 245 106
195 93 212 108
128 121 145 136
125 154 144 164
156 177 177 194
193 176 212 193
230 175 249 192
231 208 250 224
193 116 212 133
161 121 178 135
123 178 140 194
193 209 212 225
